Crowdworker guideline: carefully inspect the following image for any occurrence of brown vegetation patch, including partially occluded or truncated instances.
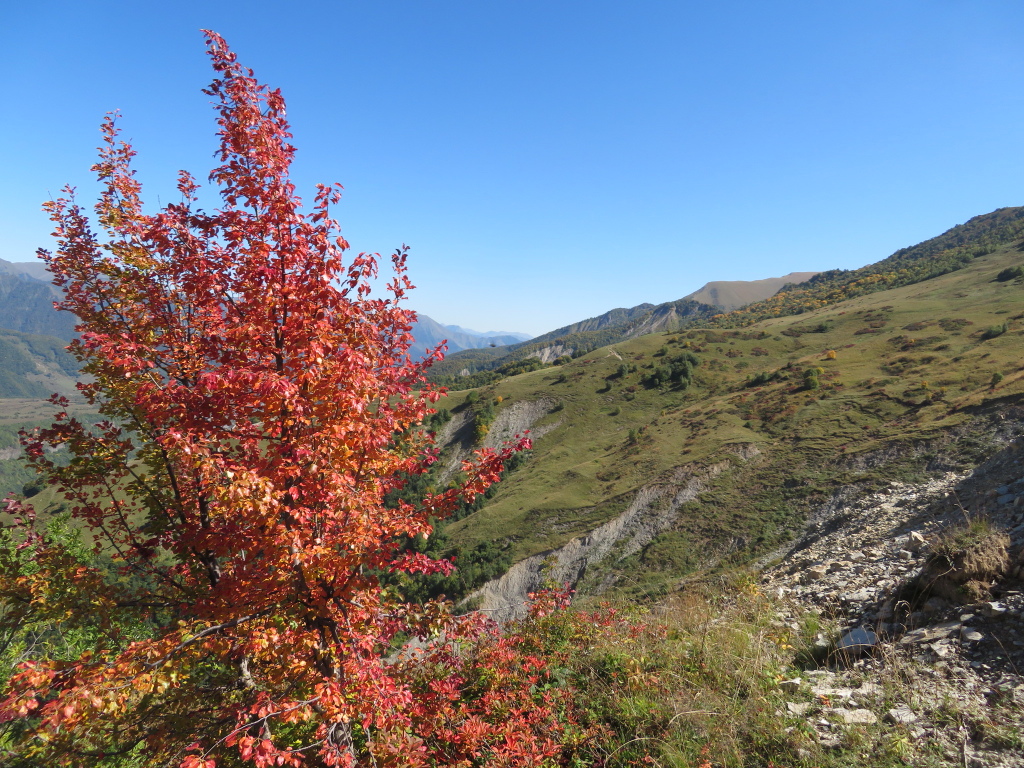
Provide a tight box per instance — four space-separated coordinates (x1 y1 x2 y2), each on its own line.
916 522 1010 602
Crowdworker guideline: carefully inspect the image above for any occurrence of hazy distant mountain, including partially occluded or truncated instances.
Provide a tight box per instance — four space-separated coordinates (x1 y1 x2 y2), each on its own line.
681 271 819 311
409 314 531 356
0 260 76 341
443 324 532 342
0 258 50 282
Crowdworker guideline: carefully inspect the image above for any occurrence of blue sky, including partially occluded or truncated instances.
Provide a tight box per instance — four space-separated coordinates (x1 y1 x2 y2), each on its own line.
4 1 1024 336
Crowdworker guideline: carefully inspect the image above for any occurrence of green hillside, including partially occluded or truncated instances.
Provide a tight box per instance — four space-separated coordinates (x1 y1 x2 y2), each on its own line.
429 298 718 385
430 240 1024 602
717 205 1024 326
0 398 100 504
430 206 1024 388
0 272 77 341
0 330 83 498
0 329 80 399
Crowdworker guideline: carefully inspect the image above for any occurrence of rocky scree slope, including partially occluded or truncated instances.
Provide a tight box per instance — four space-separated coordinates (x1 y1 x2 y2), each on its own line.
755 407 1024 767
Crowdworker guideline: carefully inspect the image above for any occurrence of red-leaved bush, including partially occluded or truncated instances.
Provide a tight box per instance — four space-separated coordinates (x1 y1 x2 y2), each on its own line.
0 32 617 768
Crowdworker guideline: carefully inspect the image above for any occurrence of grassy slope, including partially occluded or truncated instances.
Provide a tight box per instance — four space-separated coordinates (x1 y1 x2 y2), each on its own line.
0 330 86 498
436 242 1024 599
0 329 80 399
0 399 100 504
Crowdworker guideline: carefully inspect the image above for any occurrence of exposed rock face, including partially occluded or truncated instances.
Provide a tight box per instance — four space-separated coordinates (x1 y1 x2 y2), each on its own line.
481 399 559 449
526 344 573 364
435 398 559 485
759 414 1024 767
469 450 761 621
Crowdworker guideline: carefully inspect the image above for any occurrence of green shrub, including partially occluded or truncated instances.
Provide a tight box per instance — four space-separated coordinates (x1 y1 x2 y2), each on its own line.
981 322 1008 340
996 266 1023 282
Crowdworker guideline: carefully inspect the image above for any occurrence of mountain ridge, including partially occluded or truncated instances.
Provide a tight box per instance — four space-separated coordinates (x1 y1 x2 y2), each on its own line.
0 260 77 342
682 271 819 311
409 314 530 355
427 272 821 385
429 207 1024 385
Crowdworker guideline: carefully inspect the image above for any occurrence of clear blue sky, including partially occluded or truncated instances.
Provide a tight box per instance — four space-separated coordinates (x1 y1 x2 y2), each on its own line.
4 1 1023 336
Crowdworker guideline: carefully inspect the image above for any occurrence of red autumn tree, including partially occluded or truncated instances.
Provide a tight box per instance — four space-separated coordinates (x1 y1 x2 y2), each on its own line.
0 32 590 767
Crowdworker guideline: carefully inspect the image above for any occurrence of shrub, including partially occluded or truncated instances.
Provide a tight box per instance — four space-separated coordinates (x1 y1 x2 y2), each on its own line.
981 322 1009 340
996 266 1023 282
0 34 539 767
747 371 772 388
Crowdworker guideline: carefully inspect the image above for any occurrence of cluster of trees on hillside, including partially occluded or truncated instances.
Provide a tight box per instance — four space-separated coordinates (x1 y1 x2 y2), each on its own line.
642 350 700 389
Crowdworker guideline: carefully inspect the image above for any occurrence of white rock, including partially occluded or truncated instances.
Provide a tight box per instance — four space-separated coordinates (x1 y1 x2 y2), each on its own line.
804 565 828 582
813 686 854 699
886 705 918 724
981 602 1007 618
856 682 883 697
929 641 954 658
908 531 927 551
828 707 878 725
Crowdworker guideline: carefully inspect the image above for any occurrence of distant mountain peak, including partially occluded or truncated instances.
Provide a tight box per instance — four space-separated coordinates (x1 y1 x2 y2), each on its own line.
0 258 51 283
681 272 819 312
409 314 531 355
